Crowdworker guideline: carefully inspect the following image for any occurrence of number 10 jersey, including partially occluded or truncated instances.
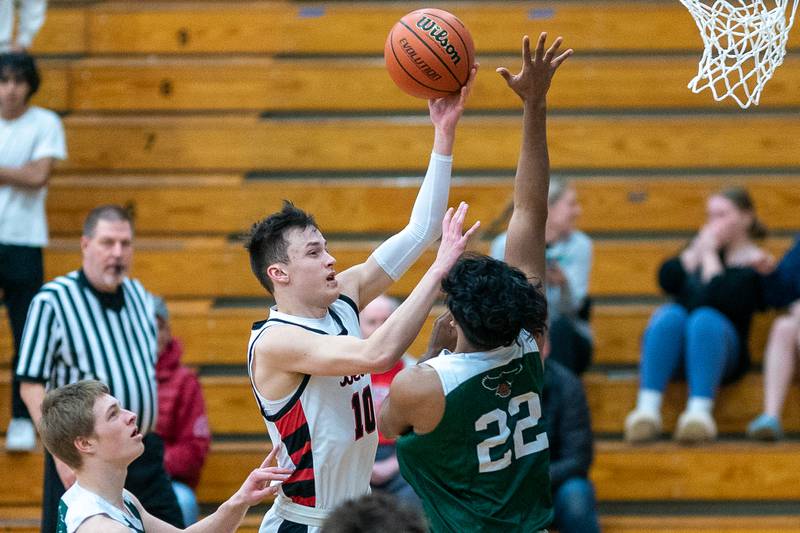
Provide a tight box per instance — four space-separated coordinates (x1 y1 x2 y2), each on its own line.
396 331 553 532
247 296 378 529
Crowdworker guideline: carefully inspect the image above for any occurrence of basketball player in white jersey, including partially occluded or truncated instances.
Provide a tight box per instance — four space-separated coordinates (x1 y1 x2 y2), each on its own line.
38 380 292 533
244 67 478 533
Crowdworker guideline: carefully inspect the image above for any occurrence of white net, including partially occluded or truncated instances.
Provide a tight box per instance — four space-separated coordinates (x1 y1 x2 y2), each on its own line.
679 0 799 108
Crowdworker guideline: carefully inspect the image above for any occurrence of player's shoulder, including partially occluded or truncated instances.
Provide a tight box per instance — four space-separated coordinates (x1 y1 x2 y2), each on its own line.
75 515 130 533
392 364 442 402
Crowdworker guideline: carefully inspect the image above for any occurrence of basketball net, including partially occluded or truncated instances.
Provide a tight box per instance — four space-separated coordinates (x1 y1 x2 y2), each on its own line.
679 0 799 108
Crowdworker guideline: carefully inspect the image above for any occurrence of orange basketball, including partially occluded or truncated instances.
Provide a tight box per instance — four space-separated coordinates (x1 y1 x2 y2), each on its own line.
384 8 475 99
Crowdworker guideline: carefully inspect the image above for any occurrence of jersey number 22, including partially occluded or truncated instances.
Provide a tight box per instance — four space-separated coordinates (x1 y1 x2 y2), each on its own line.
474 392 549 473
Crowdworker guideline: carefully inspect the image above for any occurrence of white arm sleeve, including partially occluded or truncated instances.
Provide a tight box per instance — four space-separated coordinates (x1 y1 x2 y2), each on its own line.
372 151 453 280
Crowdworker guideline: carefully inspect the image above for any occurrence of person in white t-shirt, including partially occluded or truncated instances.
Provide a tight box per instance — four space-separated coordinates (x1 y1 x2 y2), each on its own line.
0 51 66 451
0 0 47 52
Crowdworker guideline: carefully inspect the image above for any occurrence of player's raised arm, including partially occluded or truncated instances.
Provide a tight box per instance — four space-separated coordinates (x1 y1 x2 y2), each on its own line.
337 66 478 309
261 203 479 376
498 34 571 281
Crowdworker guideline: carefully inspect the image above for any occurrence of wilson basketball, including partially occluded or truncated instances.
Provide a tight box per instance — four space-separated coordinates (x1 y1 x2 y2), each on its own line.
384 8 475 99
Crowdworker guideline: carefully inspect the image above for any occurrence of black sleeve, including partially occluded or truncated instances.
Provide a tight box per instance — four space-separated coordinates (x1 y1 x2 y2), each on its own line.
658 256 686 296
762 236 800 308
705 268 763 315
548 368 593 487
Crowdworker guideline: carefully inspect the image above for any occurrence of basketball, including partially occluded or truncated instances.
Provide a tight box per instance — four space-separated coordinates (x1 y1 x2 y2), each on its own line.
384 8 475 99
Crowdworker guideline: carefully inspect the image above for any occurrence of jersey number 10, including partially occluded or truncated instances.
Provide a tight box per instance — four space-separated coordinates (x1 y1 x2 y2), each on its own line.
351 385 376 440
474 392 549 473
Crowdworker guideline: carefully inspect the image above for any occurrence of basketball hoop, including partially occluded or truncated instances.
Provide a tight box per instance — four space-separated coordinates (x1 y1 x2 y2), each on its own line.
679 0 799 108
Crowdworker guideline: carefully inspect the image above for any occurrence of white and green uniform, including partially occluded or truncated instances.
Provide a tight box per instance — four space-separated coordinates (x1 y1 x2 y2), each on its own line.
57 483 144 533
396 332 553 532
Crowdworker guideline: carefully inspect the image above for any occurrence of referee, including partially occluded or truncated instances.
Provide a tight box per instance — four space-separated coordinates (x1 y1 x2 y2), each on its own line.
15 204 184 532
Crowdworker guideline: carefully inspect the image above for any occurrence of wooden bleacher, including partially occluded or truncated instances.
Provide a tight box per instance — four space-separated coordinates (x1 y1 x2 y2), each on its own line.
43 175 800 234
3 0 800 530
57 114 800 172
31 56 800 112
39 236 794 298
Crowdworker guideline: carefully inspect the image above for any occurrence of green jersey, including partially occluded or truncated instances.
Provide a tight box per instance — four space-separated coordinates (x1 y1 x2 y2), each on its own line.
396 332 552 532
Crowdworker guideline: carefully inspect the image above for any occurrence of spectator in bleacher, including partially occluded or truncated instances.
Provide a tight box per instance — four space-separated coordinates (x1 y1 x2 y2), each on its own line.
625 187 769 444
16 205 184 531
491 177 593 375
154 297 212 525
38 380 291 533
747 235 800 440
321 492 427 533
360 295 422 512
0 51 66 452
540 336 600 533
0 0 47 52
747 301 800 440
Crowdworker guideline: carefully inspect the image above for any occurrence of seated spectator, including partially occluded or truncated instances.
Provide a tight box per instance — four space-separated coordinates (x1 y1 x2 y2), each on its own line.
154 298 211 526
321 493 427 533
625 187 769 444
360 295 422 511
37 380 291 533
541 337 601 533
761 234 800 307
491 177 593 375
747 301 800 440
0 0 47 52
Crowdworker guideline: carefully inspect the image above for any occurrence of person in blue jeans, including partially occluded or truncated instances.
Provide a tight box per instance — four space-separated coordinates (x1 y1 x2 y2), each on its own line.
625 187 770 444
541 338 600 533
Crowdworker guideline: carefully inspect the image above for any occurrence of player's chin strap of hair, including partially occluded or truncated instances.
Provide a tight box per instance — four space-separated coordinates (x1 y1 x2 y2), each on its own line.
372 151 452 280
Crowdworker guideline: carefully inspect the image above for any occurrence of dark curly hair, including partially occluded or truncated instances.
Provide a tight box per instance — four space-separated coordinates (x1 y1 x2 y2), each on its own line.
442 253 547 351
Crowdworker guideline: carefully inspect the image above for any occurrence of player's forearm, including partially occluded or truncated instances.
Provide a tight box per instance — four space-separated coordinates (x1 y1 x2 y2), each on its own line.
514 101 549 216
367 266 447 372
372 152 452 281
185 498 248 533
504 102 549 278
432 124 457 156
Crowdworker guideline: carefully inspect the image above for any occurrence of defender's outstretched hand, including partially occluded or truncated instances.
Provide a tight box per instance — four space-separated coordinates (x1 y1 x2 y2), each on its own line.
429 64 479 132
433 202 480 273
232 444 293 506
497 33 572 104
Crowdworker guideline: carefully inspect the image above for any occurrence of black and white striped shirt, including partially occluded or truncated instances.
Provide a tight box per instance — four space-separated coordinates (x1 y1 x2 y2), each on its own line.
16 270 159 434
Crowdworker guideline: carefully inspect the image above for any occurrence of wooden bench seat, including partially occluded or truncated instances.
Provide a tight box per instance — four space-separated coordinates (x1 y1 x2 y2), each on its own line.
197 372 800 436
39 56 800 112
45 174 800 235
2 439 800 506
584 372 800 435
0 299 779 368
83 2 800 55
41 236 793 298
60 114 800 173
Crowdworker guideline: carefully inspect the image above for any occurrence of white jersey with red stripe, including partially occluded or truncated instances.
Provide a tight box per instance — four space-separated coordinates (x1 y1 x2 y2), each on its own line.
247 295 379 531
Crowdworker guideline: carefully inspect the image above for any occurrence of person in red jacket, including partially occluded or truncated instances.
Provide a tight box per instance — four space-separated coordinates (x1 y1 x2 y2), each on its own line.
154 297 212 525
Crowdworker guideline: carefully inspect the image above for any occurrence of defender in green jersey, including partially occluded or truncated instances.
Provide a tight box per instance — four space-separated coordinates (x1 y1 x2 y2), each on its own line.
379 33 572 532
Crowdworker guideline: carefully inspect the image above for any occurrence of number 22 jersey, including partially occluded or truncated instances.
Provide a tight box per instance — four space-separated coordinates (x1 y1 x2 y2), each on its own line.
396 331 553 532
247 296 379 530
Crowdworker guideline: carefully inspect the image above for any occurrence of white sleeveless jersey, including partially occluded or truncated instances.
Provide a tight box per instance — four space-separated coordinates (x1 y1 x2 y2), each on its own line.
57 483 144 533
247 295 379 529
